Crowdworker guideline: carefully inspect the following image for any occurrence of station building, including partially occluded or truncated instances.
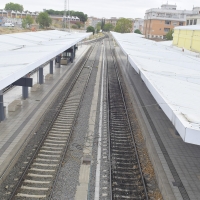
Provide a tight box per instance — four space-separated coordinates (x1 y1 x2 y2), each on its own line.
173 25 200 52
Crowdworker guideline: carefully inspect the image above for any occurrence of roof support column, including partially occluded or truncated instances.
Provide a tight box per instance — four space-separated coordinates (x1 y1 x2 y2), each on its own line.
74 45 76 59
50 60 54 74
39 67 44 84
22 86 28 99
0 90 5 121
56 55 61 68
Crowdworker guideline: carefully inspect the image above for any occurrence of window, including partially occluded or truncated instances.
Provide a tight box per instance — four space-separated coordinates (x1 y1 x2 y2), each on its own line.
165 20 171 25
190 20 193 25
187 20 189 25
164 28 170 32
179 22 184 26
194 19 197 25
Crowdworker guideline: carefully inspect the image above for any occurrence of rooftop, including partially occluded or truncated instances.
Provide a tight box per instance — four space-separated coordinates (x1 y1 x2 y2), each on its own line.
111 31 200 145
0 30 91 91
174 25 200 30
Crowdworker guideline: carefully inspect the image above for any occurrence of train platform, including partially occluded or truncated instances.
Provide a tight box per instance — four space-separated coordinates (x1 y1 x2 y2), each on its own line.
115 46 200 200
0 44 90 182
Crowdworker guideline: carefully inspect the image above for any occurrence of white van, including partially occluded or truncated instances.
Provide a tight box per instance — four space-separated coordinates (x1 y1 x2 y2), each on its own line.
4 23 14 27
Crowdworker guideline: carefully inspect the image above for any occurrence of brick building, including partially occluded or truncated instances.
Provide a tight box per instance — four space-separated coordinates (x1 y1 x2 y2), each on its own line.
143 4 197 39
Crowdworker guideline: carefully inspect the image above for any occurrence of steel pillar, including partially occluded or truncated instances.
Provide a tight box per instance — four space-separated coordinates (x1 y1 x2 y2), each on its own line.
39 67 44 84
0 90 5 121
50 60 53 74
22 86 28 99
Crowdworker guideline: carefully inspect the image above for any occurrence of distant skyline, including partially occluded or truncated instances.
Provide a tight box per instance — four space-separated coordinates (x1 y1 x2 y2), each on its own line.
0 0 200 18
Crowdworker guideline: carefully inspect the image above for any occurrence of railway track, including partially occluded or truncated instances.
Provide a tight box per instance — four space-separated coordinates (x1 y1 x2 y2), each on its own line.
106 38 149 199
8 42 101 199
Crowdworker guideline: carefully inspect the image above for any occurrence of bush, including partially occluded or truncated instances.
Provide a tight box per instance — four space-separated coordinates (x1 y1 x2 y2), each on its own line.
72 24 77 29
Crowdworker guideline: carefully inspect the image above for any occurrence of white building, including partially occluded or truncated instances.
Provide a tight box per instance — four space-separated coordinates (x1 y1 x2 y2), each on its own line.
133 18 144 33
186 7 200 25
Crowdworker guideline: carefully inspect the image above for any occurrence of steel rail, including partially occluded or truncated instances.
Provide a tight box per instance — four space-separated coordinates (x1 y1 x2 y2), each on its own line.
8 42 98 200
107 36 149 199
48 42 101 199
105 40 113 200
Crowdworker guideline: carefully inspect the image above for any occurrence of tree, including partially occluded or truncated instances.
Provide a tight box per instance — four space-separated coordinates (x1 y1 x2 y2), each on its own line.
45 9 88 23
86 26 95 35
75 21 82 29
5 2 23 12
166 29 174 40
114 18 133 33
22 15 34 28
101 18 105 30
36 12 52 29
134 29 142 34
103 23 114 32
96 22 101 33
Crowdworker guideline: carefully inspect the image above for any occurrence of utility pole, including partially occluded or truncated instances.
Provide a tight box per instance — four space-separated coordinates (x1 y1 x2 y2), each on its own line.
64 0 67 30
68 0 70 32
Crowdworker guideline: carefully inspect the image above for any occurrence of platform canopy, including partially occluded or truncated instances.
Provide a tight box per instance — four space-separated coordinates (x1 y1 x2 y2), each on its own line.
0 30 91 91
111 31 200 145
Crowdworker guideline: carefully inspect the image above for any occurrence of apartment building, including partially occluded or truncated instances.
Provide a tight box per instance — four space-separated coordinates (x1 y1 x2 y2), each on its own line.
143 4 195 39
133 18 144 33
0 9 39 19
105 17 118 27
186 7 200 25
86 16 101 28
0 10 40 26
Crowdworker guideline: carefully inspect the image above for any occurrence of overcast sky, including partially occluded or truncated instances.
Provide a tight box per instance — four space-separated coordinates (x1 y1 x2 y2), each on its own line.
0 0 199 18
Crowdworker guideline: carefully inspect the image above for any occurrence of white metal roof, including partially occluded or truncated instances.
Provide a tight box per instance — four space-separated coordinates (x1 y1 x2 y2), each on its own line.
111 31 200 145
0 30 91 91
174 25 200 30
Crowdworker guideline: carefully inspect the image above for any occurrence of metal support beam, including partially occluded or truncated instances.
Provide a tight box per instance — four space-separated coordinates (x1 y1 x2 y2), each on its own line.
50 60 53 74
39 67 44 84
22 86 28 99
0 90 5 121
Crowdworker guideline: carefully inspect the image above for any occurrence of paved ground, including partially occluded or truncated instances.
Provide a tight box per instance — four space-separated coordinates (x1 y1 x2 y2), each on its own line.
116 46 200 200
0 45 90 181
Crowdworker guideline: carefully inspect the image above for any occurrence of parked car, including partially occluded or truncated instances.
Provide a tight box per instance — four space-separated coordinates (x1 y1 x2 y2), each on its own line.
4 23 15 27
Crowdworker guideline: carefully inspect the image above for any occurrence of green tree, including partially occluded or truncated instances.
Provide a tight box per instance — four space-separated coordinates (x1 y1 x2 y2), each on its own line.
166 29 174 40
5 2 23 12
22 15 34 28
134 29 142 34
114 18 133 33
103 23 114 32
75 21 82 29
101 18 105 30
86 26 95 35
96 22 101 33
45 9 88 23
36 12 52 29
